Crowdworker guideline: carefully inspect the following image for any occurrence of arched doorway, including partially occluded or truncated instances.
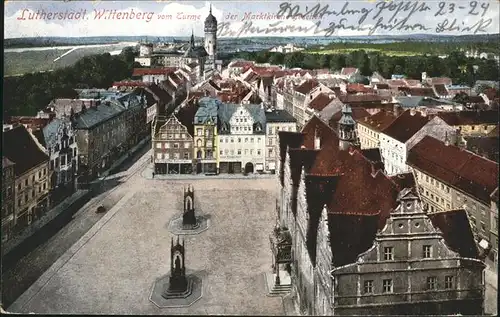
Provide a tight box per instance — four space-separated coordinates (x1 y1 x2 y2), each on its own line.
244 162 254 174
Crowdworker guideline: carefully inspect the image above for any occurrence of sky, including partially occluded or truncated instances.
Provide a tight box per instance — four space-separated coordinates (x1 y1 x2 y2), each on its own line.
4 0 500 38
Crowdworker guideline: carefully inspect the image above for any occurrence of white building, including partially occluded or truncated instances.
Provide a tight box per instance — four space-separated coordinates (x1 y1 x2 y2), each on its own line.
33 117 79 194
217 103 266 173
379 109 456 176
269 43 304 53
264 109 297 173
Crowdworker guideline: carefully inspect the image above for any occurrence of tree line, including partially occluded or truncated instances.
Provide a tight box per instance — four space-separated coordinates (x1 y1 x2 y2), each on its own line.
3 47 138 117
230 50 500 86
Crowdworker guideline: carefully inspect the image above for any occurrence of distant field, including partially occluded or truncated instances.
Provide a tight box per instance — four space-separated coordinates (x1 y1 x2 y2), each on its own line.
305 48 423 56
4 43 136 76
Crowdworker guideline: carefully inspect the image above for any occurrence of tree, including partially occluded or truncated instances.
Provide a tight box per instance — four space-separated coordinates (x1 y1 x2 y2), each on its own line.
302 54 319 69
269 53 284 66
318 54 330 68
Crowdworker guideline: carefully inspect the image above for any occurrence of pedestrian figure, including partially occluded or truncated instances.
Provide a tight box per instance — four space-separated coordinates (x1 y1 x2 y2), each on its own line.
152 171 155 179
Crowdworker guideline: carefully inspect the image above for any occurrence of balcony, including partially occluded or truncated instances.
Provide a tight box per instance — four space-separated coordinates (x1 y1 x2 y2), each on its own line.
270 226 292 263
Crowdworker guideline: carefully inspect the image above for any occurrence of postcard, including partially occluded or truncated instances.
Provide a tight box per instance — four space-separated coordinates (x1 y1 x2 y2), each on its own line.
3 0 499 316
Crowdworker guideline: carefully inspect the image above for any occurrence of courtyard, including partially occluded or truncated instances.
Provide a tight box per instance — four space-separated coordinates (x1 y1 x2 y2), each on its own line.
8 176 284 315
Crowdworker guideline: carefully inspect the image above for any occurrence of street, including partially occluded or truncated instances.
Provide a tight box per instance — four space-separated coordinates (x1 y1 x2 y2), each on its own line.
1 140 151 308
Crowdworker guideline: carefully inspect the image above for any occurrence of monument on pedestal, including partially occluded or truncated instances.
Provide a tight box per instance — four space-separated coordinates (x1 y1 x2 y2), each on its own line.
168 185 209 235
150 236 205 308
162 236 189 298
182 185 198 229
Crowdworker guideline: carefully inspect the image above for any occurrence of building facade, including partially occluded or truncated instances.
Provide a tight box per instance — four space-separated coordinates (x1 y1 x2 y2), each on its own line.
264 110 297 173
4 126 51 231
408 136 499 270
218 103 266 174
153 113 194 175
380 110 456 176
33 117 79 205
72 99 127 180
273 114 486 316
193 97 219 174
2 157 16 242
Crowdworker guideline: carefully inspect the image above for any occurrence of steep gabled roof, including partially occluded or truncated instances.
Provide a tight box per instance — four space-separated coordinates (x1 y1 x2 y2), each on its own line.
358 109 397 132
294 80 319 95
308 93 334 111
438 110 499 126
428 209 479 258
382 110 431 143
3 125 49 176
407 136 499 204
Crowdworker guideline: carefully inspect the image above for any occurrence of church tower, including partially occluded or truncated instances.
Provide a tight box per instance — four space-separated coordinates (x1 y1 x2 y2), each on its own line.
338 104 358 151
204 4 217 66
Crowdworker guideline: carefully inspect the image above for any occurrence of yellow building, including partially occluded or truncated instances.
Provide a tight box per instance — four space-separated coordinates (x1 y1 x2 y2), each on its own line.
356 110 397 149
193 97 219 174
408 135 499 270
438 110 498 137
4 125 51 231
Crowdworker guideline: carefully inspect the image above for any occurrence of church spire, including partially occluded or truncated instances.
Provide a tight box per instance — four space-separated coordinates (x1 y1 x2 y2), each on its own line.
190 29 195 48
209 3 212 14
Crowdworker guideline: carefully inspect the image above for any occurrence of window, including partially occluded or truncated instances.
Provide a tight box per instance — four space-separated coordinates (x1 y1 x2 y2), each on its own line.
426 175 429 182
257 150 261 156
445 276 454 289
238 138 241 143
156 153 162 160
184 153 189 159
25 179 28 186
426 277 437 290
363 280 374 294
382 279 393 293
481 222 486 232
423 245 432 258
197 128 202 136
383 247 394 260
173 143 179 149
269 149 273 156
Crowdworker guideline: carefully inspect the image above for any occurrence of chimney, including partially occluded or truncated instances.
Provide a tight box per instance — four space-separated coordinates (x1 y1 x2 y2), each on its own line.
410 108 416 116
420 108 427 117
314 128 321 150
444 131 450 146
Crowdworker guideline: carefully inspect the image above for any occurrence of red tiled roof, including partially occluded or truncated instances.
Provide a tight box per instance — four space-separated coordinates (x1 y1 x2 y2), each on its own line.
434 84 449 96
294 80 319 95
408 87 437 97
295 116 400 266
407 136 499 204
229 60 255 68
382 109 431 143
375 83 390 89
7 117 51 131
112 81 148 87
404 79 421 87
428 209 479 258
387 79 407 87
308 93 333 111
346 83 375 94
338 94 384 104
341 67 358 76
437 110 499 126
428 77 452 86
358 109 397 132
132 67 177 76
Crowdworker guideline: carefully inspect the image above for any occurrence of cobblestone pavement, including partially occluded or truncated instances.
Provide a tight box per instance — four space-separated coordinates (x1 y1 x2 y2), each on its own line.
2 141 151 309
9 174 284 315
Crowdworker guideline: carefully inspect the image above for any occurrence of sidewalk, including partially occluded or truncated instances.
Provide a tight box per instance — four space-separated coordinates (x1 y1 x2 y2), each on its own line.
2 189 90 256
95 136 151 183
142 164 276 180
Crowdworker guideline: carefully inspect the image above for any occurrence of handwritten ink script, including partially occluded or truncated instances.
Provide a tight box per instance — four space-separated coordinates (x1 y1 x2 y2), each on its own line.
217 0 496 38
